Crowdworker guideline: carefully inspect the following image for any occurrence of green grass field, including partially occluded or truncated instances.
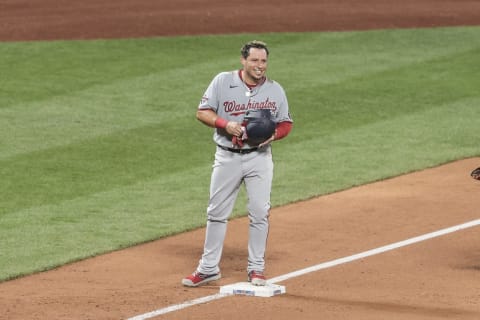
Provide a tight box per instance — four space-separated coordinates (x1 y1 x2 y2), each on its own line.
1 26 479 282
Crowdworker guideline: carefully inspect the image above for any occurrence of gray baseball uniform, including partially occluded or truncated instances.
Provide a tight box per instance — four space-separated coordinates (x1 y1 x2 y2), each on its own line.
196 69 292 276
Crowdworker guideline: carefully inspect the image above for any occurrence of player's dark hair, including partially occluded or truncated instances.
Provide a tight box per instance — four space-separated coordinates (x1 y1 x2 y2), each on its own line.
241 40 269 59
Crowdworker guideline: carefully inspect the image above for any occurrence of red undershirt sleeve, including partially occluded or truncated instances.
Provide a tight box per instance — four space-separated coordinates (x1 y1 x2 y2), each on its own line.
275 121 292 140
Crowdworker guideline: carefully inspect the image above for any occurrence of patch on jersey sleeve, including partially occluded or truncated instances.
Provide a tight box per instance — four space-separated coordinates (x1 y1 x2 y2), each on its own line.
200 95 209 104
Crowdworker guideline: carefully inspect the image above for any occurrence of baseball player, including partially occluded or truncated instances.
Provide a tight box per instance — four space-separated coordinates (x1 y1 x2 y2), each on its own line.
182 40 293 287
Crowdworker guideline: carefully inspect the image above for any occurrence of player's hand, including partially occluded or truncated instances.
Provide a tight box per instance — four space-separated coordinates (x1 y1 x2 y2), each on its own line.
225 121 243 137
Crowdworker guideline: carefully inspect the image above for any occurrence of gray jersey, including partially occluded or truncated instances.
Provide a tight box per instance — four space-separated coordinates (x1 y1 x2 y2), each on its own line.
198 70 292 148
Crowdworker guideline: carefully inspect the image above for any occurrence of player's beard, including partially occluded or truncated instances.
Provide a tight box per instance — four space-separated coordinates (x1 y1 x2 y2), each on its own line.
244 67 266 85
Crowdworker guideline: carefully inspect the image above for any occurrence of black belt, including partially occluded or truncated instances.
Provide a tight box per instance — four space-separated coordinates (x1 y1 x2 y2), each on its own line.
218 145 258 154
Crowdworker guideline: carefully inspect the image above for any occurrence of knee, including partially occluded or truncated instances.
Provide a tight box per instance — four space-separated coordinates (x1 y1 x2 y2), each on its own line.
248 201 271 222
207 203 232 221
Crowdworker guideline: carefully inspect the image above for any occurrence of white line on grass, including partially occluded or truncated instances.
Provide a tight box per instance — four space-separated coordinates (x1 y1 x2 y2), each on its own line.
127 218 480 320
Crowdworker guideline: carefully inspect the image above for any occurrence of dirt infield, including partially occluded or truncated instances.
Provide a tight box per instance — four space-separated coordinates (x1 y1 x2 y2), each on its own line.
1 1 479 319
2 0 480 41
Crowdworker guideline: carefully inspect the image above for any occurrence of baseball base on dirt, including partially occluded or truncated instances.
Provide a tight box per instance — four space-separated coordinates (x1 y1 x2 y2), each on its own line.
220 282 286 297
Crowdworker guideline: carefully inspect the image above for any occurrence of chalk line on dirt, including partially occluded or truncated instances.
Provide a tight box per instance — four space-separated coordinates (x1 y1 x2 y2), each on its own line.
127 218 480 320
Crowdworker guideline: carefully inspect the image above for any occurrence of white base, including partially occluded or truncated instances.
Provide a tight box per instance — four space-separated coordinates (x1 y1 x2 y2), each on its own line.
219 282 286 297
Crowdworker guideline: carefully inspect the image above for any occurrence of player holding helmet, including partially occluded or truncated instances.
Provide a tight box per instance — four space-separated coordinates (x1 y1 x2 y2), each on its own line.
182 40 293 287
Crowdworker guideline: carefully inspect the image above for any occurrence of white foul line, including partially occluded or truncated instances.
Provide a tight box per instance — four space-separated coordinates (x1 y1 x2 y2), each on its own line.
127 293 226 320
127 218 480 320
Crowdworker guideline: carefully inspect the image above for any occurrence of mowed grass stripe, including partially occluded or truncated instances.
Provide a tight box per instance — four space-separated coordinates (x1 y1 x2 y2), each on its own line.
0 165 211 280
0 123 212 216
0 65 214 160
278 97 479 199
0 37 236 108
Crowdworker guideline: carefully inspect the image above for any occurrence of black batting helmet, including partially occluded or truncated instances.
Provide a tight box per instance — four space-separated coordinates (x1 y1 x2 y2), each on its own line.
244 109 276 145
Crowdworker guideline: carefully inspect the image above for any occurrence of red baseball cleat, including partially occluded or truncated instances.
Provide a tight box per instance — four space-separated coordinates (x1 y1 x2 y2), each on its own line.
248 270 266 286
182 271 221 287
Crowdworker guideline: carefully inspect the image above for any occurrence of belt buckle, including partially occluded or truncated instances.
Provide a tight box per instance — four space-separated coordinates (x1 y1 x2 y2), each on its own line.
239 147 257 154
